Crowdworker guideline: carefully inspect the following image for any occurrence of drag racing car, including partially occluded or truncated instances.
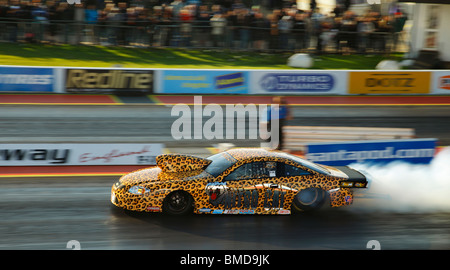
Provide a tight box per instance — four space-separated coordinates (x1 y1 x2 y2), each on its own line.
111 148 369 215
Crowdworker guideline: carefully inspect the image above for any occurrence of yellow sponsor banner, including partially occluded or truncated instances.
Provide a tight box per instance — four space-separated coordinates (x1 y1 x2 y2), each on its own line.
349 72 431 94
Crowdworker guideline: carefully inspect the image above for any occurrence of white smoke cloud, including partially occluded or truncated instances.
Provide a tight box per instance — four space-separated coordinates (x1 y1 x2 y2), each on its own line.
348 147 450 213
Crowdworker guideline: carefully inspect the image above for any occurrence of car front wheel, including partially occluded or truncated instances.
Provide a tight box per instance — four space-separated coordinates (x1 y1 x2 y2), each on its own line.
162 191 194 215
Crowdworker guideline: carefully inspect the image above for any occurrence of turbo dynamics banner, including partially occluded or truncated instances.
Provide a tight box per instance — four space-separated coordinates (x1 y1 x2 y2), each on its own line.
0 143 164 166
250 70 347 94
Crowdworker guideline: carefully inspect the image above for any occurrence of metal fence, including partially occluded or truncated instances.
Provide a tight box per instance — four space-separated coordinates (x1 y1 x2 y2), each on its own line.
0 19 405 54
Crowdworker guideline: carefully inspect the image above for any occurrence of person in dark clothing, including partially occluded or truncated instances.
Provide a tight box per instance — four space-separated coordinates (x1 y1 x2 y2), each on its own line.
260 96 292 150
292 13 309 51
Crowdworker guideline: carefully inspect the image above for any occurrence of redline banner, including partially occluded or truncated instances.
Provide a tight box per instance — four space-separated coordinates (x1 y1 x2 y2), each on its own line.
0 143 164 166
65 69 154 94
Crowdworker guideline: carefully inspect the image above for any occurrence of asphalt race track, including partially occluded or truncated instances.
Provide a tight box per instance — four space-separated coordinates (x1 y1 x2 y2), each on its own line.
1 103 450 250
1 176 450 250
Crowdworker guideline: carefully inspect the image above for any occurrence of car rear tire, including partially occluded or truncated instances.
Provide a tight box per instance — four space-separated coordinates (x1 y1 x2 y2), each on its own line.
292 188 328 213
162 191 194 216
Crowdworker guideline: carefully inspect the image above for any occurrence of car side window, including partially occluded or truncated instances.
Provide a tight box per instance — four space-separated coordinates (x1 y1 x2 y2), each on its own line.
224 161 277 181
224 164 248 181
282 163 311 177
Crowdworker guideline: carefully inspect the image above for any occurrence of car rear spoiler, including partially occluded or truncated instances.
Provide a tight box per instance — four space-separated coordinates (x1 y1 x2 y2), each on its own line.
335 166 368 188
156 154 211 173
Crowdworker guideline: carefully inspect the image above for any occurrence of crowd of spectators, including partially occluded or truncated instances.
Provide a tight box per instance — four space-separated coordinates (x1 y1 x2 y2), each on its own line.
0 0 408 53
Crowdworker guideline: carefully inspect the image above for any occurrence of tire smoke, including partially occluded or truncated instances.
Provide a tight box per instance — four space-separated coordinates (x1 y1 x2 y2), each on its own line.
349 147 450 213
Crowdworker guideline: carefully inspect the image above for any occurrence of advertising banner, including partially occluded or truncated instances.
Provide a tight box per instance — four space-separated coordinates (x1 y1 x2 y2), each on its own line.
431 71 450 94
159 70 249 94
65 68 153 94
305 138 436 166
250 70 347 95
348 71 431 94
0 143 164 166
0 66 54 92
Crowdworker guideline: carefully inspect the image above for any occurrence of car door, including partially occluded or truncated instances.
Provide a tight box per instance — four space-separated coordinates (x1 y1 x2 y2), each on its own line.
205 161 274 213
258 161 312 213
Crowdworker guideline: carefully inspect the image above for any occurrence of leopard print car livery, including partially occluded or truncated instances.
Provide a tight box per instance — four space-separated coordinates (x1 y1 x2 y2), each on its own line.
111 148 368 215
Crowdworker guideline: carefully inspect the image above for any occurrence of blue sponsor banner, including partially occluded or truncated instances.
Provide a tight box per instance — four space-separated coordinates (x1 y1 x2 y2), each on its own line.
0 67 54 92
305 139 437 166
259 73 335 92
161 70 248 94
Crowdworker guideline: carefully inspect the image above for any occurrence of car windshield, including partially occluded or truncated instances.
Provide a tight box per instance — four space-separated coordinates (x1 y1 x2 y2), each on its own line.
205 152 236 177
286 153 330 175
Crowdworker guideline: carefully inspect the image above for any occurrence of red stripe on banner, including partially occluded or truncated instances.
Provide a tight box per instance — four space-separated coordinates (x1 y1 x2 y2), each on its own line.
0 165 152 177
0 94 120 104
154 95 450 105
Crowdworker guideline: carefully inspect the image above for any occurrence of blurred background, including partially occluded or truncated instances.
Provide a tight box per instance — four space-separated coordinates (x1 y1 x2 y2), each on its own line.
1 0 450 252
0 0 412 54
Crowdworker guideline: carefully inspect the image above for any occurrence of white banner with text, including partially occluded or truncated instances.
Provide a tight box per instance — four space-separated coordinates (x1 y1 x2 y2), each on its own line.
0 143 164 166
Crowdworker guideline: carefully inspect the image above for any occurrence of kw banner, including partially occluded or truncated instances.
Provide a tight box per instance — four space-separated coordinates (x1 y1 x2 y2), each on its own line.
305 138 436 166
0 143 164 166
65 68 153 94
348 71 431 94
159 70 249 94
0 66 55 92
250 70 347 95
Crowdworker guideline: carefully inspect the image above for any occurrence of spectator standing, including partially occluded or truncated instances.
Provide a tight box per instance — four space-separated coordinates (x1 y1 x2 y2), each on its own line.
339 10 357 52
310 7 324 54
235 6 251 50
7 0 22 43
56 2 74 44
210 12 226 48
267 12 278 50
392 11 407 52
374 15 393 53
125 7 138 45
47 0 58 42
277 12 293 51
357 15 374 53
116 2 128 45
225 9 237 48
292 13 309 51
106 6 121 45
0 0 8 41
30 0 48 43
73 2 85 44
250 9 269 51
195 5 211 47
179 5 193 47
85 4 98 44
